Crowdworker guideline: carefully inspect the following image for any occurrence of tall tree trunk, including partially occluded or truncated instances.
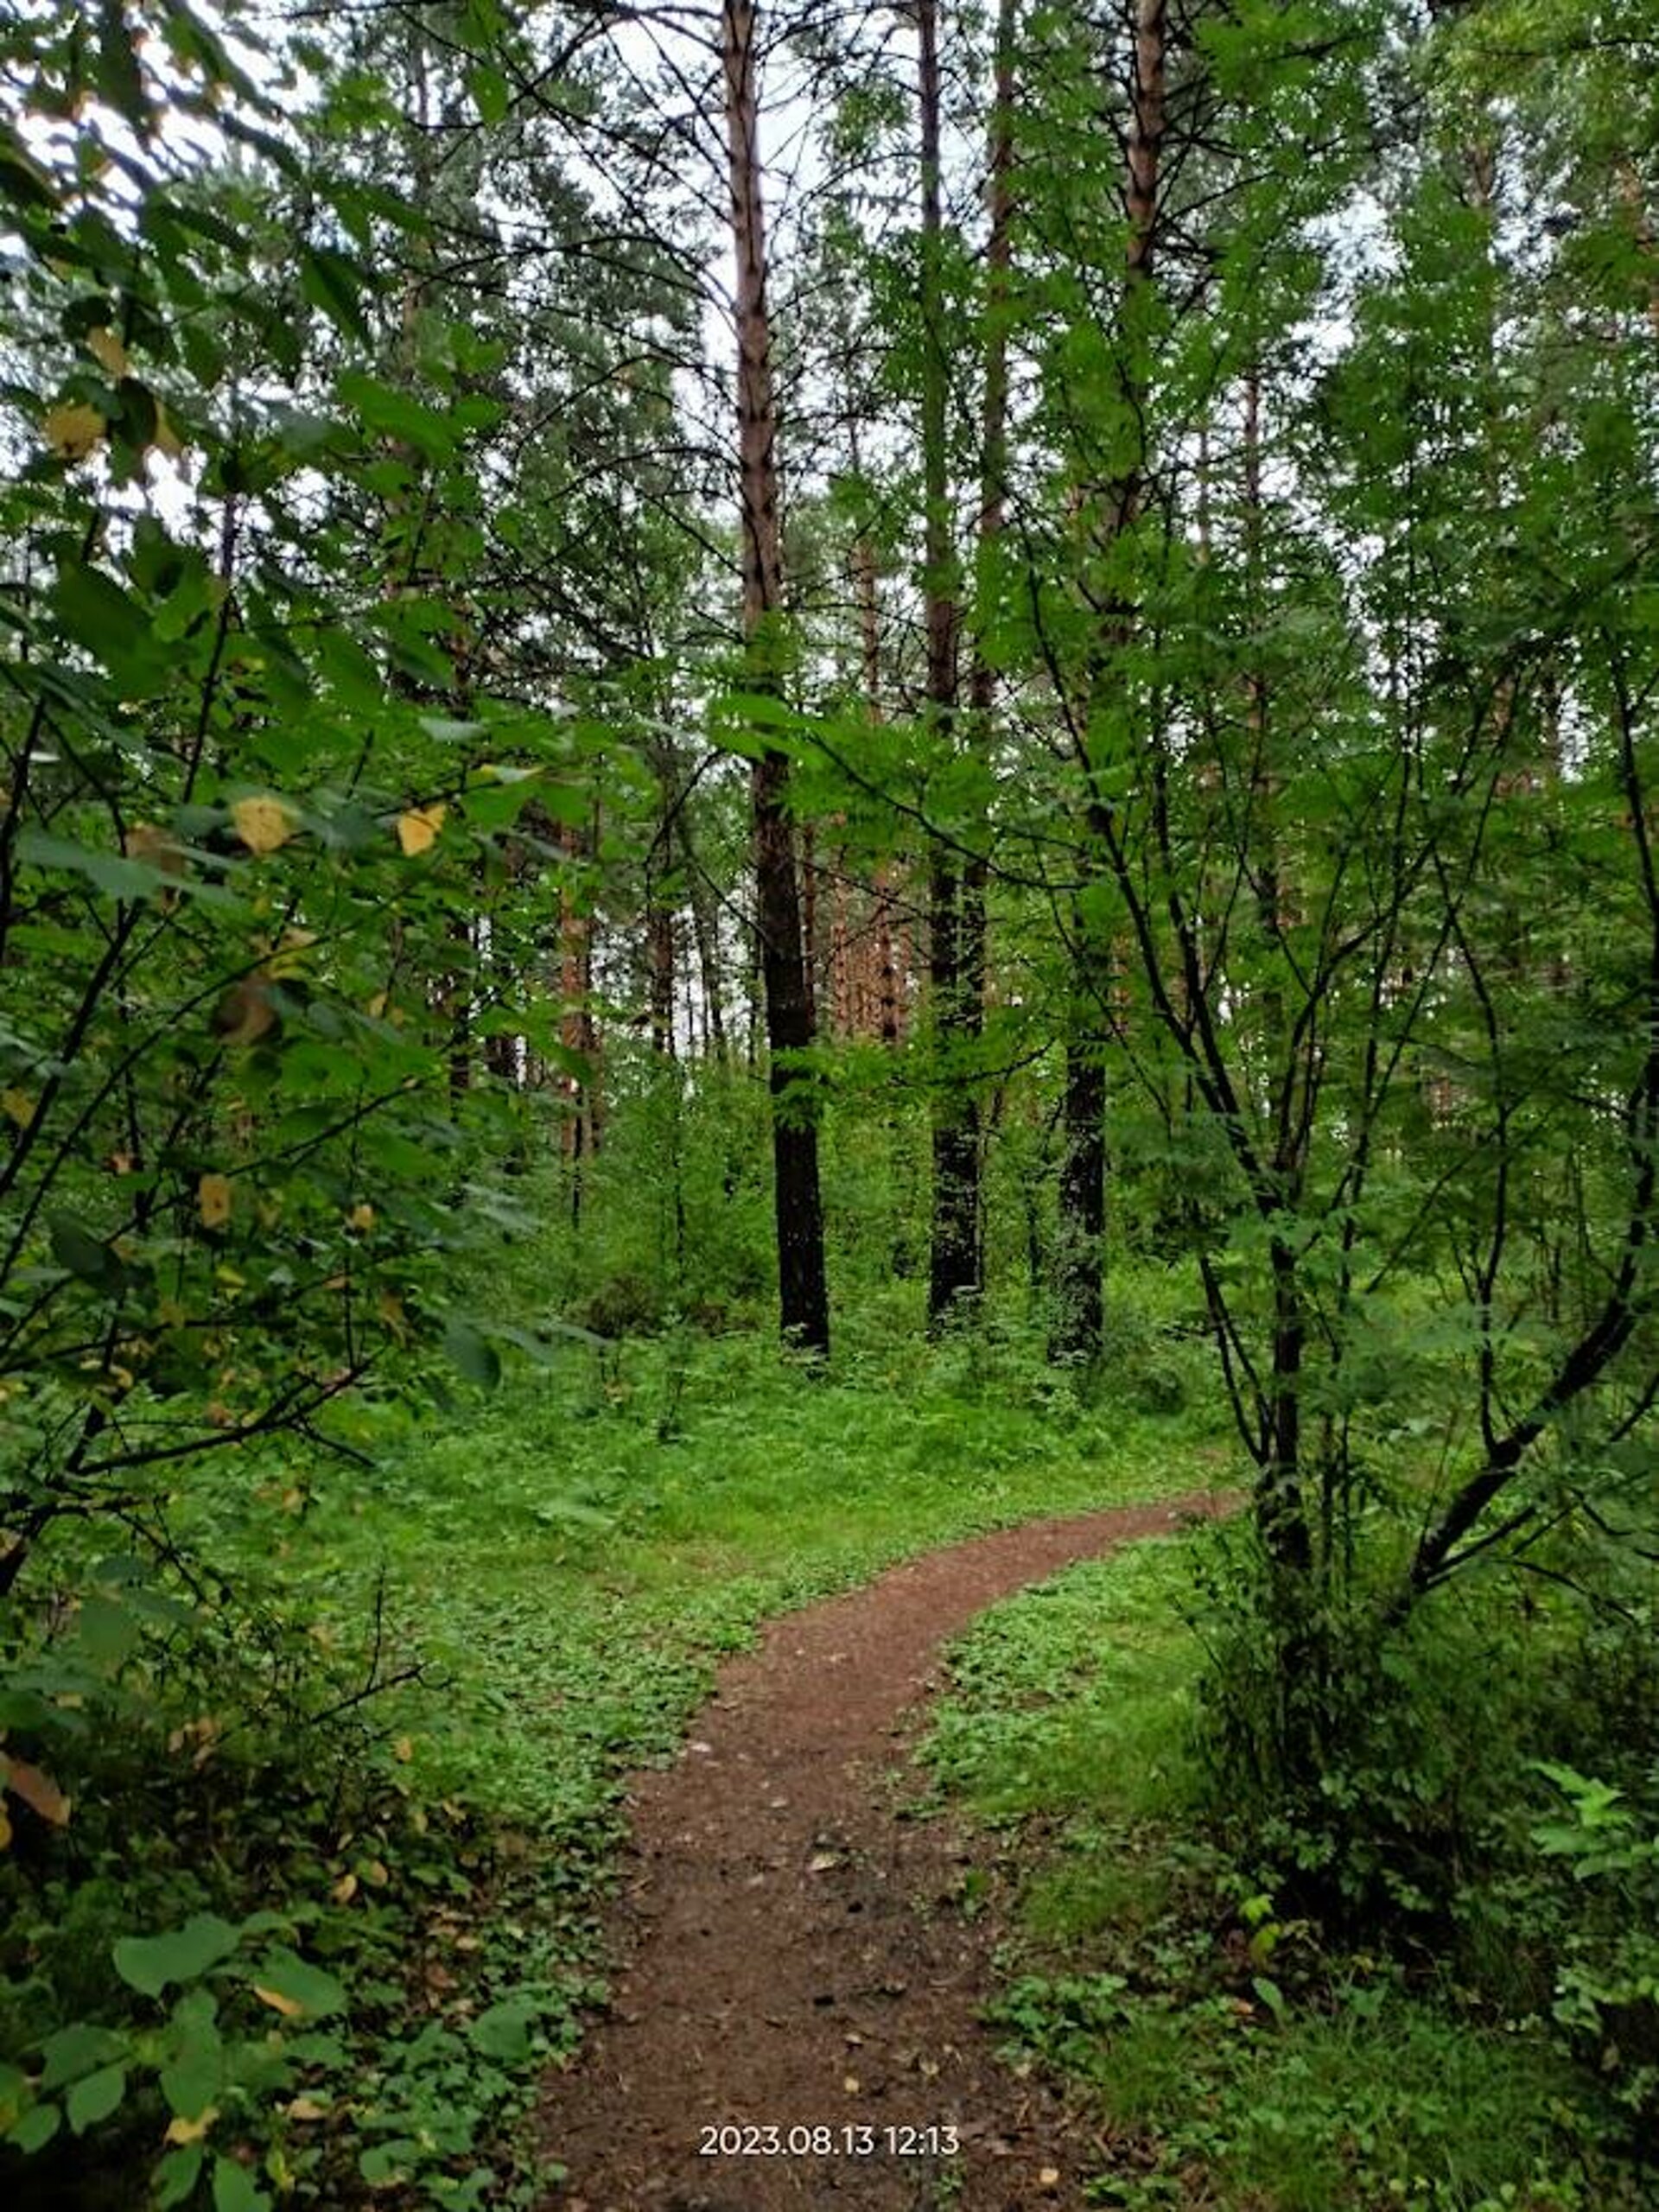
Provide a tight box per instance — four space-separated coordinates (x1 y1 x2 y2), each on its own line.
722 0 830 1356
682 816 728 1062
919 0 979 1329
646 753 677 1059
851 525 904 1048
1053 3 1165 1362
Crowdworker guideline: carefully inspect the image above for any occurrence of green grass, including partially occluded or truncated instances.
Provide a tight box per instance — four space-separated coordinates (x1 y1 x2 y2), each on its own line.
199 1303 1225 1840
921 1537 1646 2212
8 1288 1227 2212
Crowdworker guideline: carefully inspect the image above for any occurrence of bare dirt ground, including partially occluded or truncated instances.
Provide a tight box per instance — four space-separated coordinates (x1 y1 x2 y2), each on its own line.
537 1491 1232 2212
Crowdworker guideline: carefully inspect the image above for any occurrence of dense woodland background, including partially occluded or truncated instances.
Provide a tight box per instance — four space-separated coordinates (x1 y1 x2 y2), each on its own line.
1 2 1656 2207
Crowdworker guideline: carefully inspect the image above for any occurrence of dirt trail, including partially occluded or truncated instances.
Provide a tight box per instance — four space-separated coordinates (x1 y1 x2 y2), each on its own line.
537 1491 1232 2212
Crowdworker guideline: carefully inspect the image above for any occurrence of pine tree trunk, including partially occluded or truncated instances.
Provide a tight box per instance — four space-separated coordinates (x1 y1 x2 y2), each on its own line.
921 0 980 1329
1053 0 1165 1363
722 0 830 1356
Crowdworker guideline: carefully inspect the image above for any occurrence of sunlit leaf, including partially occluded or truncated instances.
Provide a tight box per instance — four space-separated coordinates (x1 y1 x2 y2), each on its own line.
231 796 297 856
86 326 129 378
3 1758 71 1827
43 402 107 461
197 1173 232 1230
397 804 445 856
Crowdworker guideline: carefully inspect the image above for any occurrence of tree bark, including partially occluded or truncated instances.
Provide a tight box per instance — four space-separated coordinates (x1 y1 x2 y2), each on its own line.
1052 1 1165 1362
722 0 830 1355
919 0 978 1329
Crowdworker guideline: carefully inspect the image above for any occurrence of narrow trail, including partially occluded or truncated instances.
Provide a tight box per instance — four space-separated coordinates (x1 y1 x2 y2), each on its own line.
537 1490 1233 2212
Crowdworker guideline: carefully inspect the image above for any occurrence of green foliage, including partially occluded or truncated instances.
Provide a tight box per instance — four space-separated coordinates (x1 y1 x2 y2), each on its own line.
925 1531 1652 2210
1528 1763 1659 2133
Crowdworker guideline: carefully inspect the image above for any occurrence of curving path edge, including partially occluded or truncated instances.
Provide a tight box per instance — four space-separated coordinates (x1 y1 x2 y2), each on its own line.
537 1490 1235 2212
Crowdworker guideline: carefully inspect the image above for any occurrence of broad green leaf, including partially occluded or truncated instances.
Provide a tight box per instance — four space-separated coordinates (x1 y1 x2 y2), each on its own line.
301 245 373 344
212 2156 269 2212
47 1212 125 1294
155 2145 206 2209
66 2063 125 2134
246 1949 346 2020
442 1315 501 1389
467 1997 537 2062
113 1914 240 1999
7 2101 60 2153
159 2017 223 2120
39 2023 123 2092
467 61 511 124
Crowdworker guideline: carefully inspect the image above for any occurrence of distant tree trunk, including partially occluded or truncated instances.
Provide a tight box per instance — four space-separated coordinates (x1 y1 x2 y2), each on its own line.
556 810 601 1221
682 815 728 1062
919 0 980 1331
722 0 830 1355
646 757 677 1059
850 524 904 1049
1052 0 1164 1363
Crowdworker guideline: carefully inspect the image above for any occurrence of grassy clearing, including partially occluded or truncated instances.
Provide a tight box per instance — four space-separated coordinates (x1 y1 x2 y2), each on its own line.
921 1538 1645 2212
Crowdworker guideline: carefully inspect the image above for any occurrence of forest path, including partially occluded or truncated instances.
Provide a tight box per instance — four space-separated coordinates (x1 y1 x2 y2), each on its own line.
537 1489 1234 2212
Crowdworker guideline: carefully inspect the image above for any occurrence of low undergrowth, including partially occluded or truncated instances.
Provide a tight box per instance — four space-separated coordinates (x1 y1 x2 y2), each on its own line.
922 1537 1654 2212
3 1284 1220 2209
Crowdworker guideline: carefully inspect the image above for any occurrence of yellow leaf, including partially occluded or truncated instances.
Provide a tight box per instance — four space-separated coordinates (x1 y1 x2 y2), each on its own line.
232 795 296 855
86 326 129 378
43 401 106 461
397 804 445 856
3 1758 71 1827
331 1872 359 1904
285 2097 328 2123
393 1736 413 1764
253 1984 304 2019
365 1859 389 1886
151 400 185 460
198 1173 232 1230
2 1088 32 1128
349 1204 374 1232
164 2107 217 2145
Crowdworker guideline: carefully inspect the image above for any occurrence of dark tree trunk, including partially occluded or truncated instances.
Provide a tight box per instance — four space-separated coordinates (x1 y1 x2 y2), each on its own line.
722 0 830 1356
1052 1030 1106 1362
920 0 980 1330
1052 0 1166 1363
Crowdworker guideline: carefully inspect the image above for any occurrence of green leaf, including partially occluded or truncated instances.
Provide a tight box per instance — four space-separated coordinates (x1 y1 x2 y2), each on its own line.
66 2063 125 2134
442 1315 501 1390
113 1914 240 1999
466 1997 537 2063
159 2017 223 2120
337 371 456 460
247 1949 346 2019
39 2023 124 2091
467 62 512 124
155 2145 206 2209
47 1211 126 1294
7 2101 60 2154
96 0 149 130
212 2156 269 2212
0 129 58 213
301 245 373 345
18 829 171 903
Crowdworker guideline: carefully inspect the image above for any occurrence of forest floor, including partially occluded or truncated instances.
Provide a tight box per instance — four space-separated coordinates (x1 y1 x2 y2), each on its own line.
536 1491 1233 2212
